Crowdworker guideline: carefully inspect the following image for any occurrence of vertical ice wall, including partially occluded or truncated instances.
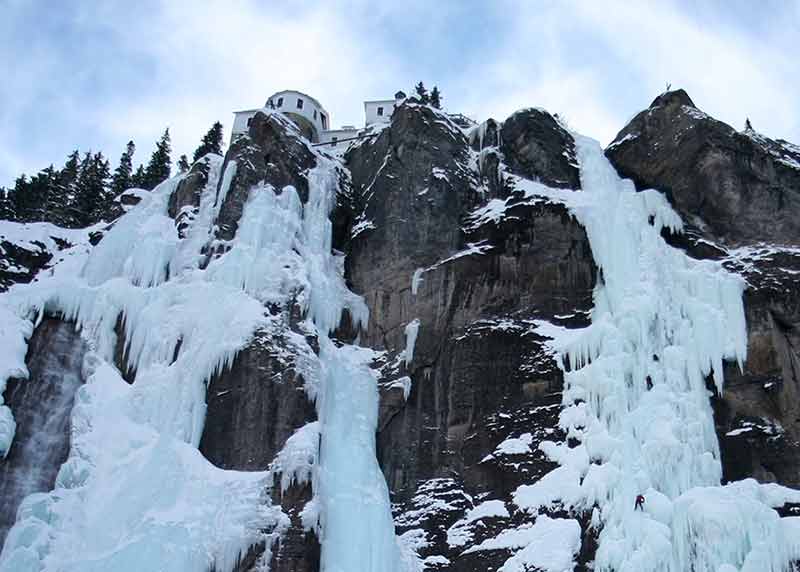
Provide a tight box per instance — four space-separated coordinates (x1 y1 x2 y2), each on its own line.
526 135 800 571
314 342 404 572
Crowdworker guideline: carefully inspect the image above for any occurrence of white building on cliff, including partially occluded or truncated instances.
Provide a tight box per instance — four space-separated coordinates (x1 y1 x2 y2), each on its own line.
231 89 406 148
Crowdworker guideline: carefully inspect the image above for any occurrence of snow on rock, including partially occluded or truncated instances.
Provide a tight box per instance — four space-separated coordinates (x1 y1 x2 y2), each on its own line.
464 515 581 572
493 433 534 456
272 421 319 493
388 376 413 401
446 500 509 548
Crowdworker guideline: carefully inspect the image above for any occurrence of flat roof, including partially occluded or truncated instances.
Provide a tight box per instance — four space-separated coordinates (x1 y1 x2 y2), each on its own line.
364 99 396 105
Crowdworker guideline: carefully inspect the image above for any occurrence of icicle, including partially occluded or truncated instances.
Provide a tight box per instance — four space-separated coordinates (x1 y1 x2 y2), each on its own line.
403 319 420 366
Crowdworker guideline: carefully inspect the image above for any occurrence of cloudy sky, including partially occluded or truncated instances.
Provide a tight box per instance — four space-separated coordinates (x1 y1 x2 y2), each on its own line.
1 0 798 187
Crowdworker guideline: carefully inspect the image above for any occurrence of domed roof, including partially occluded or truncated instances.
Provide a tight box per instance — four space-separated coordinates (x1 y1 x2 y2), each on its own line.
266 90 327 113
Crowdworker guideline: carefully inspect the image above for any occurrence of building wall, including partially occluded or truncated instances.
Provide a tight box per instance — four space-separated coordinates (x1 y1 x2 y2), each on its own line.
268 90 329 139
318 128 360 147
364 100 396 127
232 110 259 136
232 91 330 142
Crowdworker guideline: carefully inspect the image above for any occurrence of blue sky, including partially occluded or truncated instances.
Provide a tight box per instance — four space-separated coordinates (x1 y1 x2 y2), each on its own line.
1 0 798 187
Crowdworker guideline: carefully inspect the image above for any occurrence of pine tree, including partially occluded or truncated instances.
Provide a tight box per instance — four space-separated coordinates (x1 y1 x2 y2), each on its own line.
177 154 190 173
9 175 38 222
130 164 146 189
37 165 62 223
47 150 82 225
415 82 429 103
60 150 81 193
143 128 172 190
192 121 224 162
0 187 14 220
72 152 111 226
430 86 442 109
111 140 136 197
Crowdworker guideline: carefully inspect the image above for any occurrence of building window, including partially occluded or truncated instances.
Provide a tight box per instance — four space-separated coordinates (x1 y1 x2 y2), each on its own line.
320 113 327 129
331 137 338 147
377 106 384 116
277 97 284 107
296 98 304 109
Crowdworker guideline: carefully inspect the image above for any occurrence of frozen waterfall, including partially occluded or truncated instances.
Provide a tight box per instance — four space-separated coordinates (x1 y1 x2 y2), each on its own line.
526 134 800 572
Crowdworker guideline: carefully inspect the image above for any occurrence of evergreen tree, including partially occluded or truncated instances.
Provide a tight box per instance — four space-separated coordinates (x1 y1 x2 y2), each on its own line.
177 154 190 173
60 150 81 194
415 82 429 103
111 140 136 196
0 187 13 220
142 128 172 190
131 164 146 188
430 86 442 109
72 152 111 225
9 175 39 222
37 165 63 223
192 121 224 162
45 150 82 226
745 118 753 131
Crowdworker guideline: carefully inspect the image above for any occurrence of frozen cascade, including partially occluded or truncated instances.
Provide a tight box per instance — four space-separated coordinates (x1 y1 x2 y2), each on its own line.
0 137 404 571
403 319 420 366
0 320 87 547
527 134 800 571
315 342 403 572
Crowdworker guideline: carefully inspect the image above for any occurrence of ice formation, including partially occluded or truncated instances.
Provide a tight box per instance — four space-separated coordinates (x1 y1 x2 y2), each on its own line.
515 134 800 572
0 137 401 571
403 319 420 366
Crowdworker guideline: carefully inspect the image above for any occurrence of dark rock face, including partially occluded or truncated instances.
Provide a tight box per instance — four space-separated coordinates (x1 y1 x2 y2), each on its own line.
716 247 800 487
606 90 800 488
0 319 87 548
214 112 318 242
606 89 800 246
199 317 321 572
344 102 596 567
500 109 580 189
200 317 317 471
0 239 52 292
168 157 213 237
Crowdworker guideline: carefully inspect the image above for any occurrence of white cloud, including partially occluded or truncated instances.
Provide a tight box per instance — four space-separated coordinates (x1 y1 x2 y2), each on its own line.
567 0 799 140
1 0 797 187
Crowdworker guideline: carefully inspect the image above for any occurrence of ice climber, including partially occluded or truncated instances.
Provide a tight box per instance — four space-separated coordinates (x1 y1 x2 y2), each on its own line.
635 494 645 511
